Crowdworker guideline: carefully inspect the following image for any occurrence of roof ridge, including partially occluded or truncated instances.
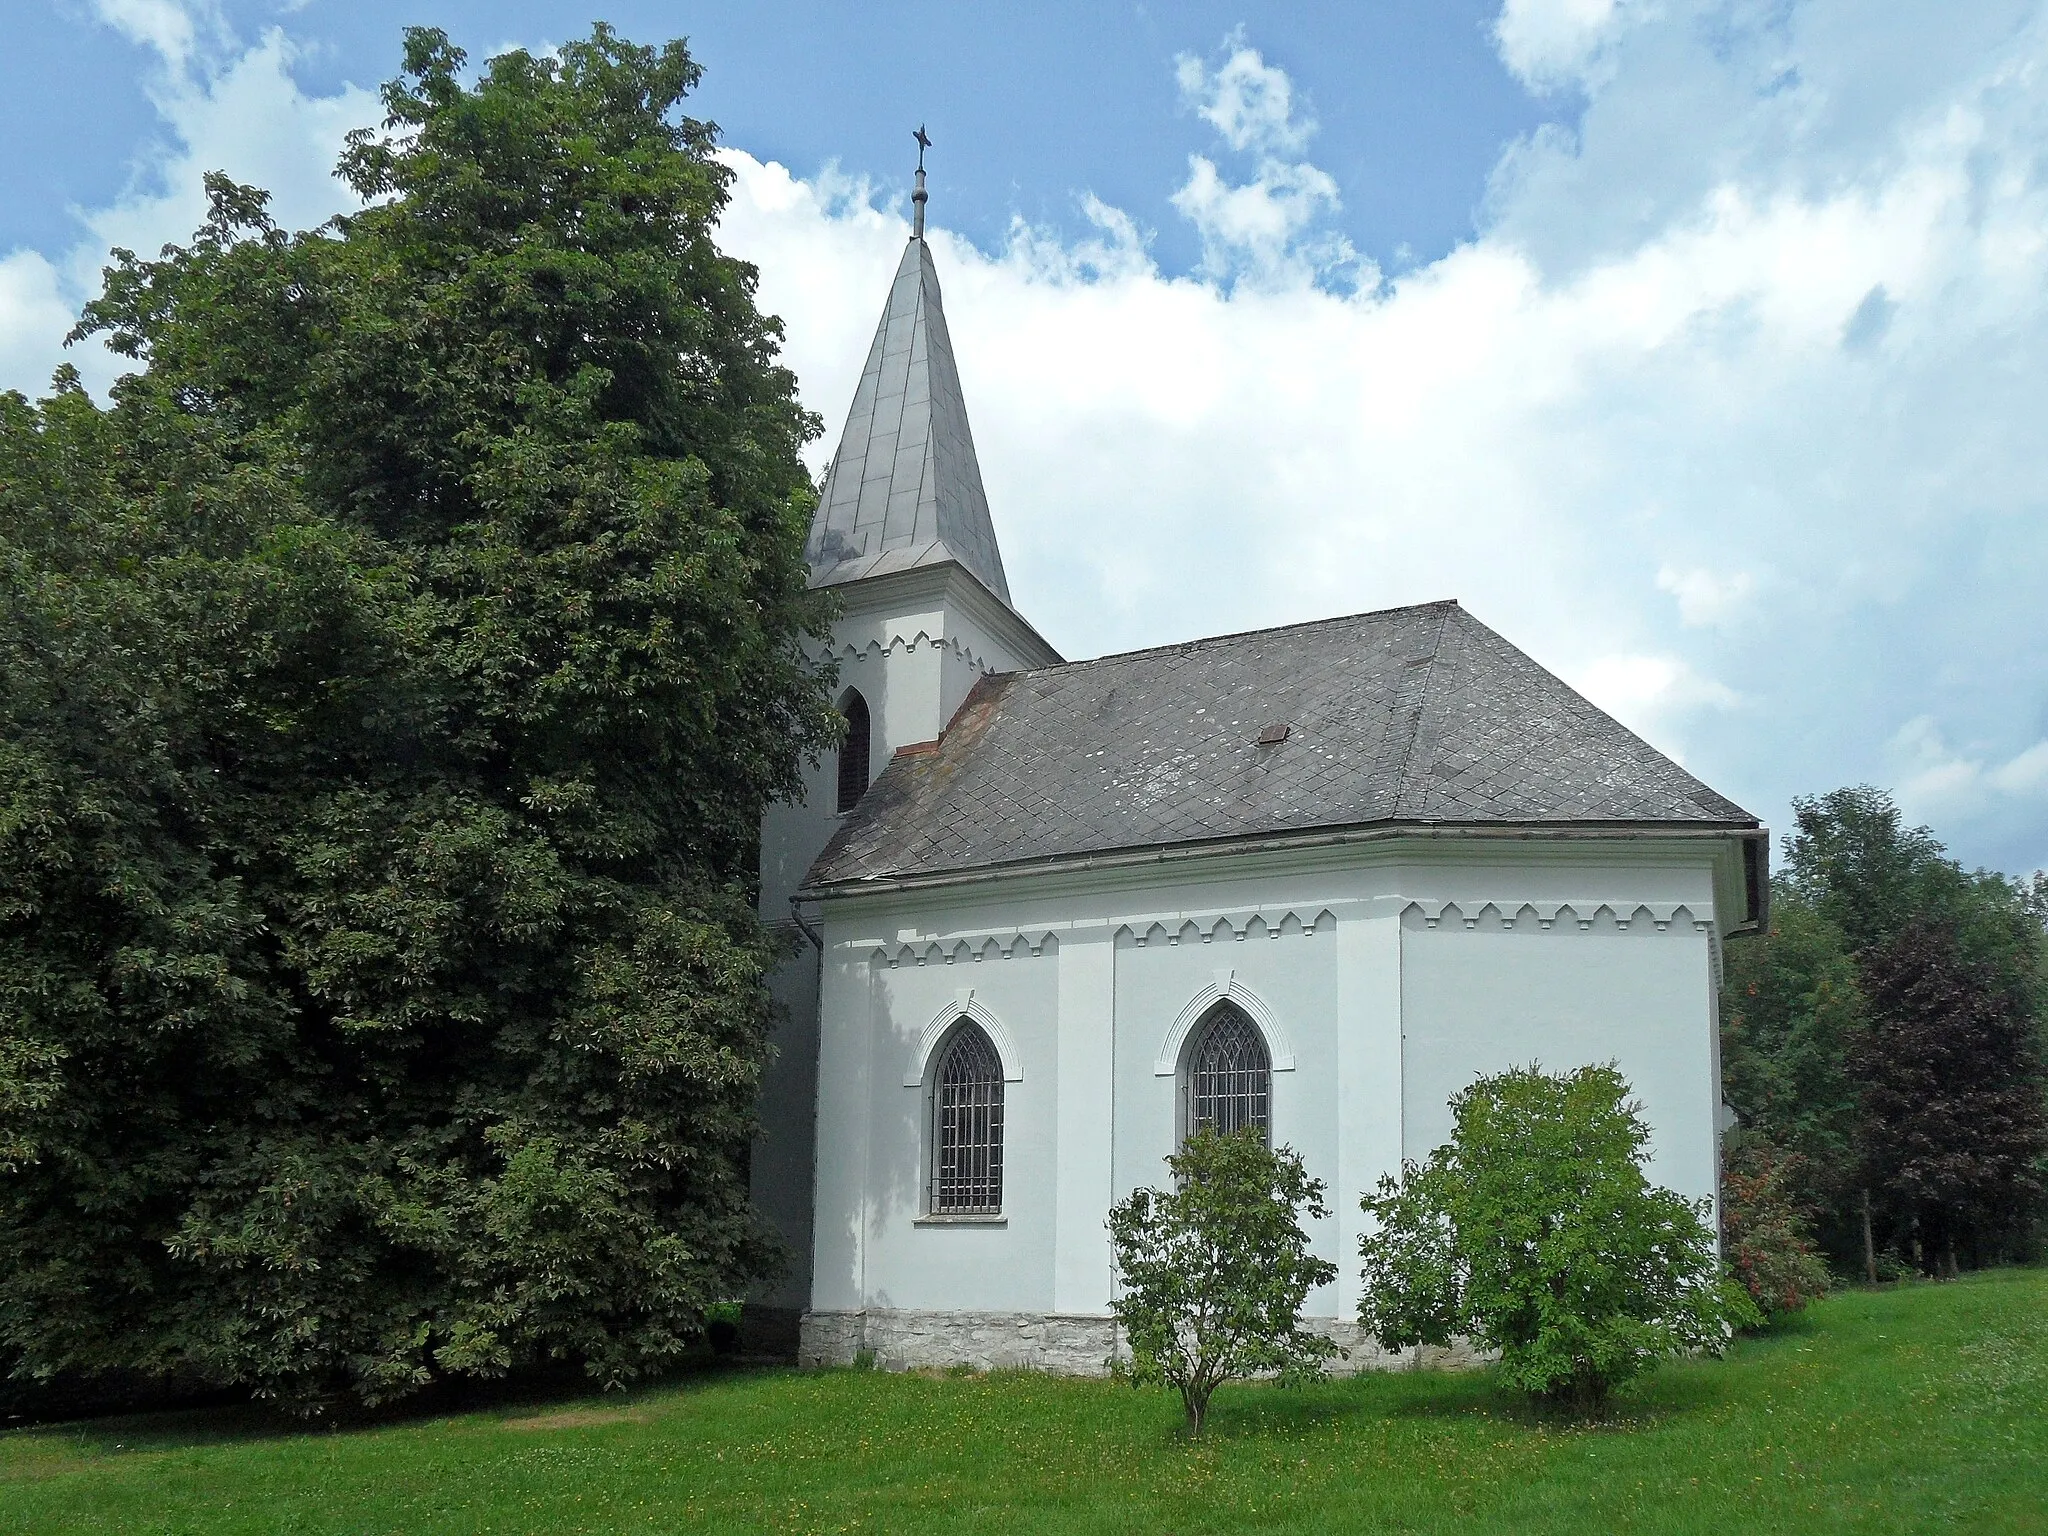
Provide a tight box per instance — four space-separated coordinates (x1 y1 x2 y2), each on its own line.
1003 598 1462 680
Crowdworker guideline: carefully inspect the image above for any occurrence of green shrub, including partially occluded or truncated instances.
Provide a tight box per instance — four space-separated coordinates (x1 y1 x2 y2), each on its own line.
1358 1064 1758 1413
1721 1137 1832 1321
1107 1128 1338 1434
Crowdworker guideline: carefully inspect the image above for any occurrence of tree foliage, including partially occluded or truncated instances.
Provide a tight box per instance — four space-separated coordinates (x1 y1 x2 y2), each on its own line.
1853 920 2045 1272
0 26 838 1410
1107 1129 1339 1434
1722 787 2048 1272
1359 1065 1755 1413
1720 1136 1831 1321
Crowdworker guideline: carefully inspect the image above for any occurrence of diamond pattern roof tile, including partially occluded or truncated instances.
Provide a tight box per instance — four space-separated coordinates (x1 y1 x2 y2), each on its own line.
805 601 1755 890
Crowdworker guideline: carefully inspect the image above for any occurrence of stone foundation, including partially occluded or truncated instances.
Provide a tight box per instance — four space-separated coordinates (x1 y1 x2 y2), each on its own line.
799 1309 1488 1376
801 1309 1122 1374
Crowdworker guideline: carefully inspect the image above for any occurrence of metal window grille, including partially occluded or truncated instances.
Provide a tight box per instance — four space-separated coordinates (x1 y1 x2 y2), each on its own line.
1188 1005 1270 1143
932 1025 1003 1213
836 692 871 814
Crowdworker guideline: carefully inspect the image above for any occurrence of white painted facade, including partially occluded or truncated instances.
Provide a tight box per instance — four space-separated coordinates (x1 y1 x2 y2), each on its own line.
797 837 1742 1356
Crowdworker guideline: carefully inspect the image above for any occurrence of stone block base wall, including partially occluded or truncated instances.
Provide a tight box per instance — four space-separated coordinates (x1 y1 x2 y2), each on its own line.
801 1310 1122 1374
799 1310 1487 1376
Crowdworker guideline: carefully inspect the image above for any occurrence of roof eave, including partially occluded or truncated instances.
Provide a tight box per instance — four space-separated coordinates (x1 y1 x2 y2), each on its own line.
798 817 1768 904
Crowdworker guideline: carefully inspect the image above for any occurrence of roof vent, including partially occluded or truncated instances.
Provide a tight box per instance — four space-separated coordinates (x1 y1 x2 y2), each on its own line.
1257 722 1291 745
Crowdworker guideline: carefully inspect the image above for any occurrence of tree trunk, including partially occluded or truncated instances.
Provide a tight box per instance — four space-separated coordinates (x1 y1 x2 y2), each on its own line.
1861 1188 1877 1285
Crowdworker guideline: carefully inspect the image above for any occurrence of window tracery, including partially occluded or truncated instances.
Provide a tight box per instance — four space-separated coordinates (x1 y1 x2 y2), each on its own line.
932 1023 1003 1214
1185 1003 1270 1144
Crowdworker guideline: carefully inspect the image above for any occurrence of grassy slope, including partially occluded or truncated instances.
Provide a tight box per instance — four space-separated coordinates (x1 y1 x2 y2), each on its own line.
1 1269 2043 1535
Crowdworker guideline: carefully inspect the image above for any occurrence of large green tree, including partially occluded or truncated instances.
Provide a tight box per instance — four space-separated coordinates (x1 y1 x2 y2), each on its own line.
1722 788 2048 1272
0 26 837 1410
1852 920 2045 1271
1719 894 1865 1251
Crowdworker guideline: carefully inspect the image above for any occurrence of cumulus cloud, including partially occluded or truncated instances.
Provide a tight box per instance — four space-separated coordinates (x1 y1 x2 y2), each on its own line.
1657 565 1756 627
1888 717 2048 829
1174 31 1313 154
94 0 220 69
0 0 374 398
1168 34 1359 287
0 252 75 392
1494 0 1653 90
1571 653 1740 747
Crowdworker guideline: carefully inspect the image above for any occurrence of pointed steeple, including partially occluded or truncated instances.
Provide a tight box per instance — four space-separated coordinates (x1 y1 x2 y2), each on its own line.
805 158 1013 607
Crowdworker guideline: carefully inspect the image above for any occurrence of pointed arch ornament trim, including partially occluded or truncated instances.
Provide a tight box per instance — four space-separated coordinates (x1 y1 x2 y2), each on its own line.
1153 970 1296 1077
905 989 1024 1087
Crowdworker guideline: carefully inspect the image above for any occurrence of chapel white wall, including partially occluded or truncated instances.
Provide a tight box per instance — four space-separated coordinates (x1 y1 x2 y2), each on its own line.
805 841 1736 1331
1401 916 1719 1210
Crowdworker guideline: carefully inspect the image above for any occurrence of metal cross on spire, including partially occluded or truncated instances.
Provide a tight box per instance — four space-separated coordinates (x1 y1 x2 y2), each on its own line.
912 124 932 238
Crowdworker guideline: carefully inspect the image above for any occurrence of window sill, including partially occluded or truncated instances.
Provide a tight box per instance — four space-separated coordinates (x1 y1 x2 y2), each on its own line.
914 1214 1007 1227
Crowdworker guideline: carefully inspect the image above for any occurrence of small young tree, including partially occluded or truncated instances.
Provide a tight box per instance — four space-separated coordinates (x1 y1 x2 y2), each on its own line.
1359 1065 1757 1414
1107 1129 1338 1434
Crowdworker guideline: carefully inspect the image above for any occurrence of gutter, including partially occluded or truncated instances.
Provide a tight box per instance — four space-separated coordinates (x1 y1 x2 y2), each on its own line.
786 897 825 952
801 819 1771 921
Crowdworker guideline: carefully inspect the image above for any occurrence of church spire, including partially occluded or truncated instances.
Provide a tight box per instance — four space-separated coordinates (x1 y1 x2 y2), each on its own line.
803 128 1014 607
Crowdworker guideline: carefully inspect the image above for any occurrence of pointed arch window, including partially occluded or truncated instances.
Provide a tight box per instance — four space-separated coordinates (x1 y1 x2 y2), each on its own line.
931 1023 1004 1214
1185 1003 1270 1144
836 690 871 813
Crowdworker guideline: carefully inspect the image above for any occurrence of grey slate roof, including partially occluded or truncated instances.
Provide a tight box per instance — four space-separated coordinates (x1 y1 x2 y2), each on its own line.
804 237 1013 605
805 600 1756 890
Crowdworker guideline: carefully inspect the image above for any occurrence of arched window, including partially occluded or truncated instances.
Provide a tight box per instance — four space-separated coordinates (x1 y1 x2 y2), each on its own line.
931 1023 1003 1214
836 690 871 814
1185 1003 1270 1144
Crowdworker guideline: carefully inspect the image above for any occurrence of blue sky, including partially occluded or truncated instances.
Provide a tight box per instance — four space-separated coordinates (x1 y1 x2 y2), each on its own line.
7 1 2048 881
1 3 1543 276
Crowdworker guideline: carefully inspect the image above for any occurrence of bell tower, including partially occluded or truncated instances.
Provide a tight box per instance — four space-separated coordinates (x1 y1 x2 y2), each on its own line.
750 133 1060 1323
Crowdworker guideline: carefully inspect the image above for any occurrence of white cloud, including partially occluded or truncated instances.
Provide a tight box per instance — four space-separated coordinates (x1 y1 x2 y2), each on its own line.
1170 154 1353 286
91 0 220 69
0 252 76 395
1656 565 1755 627
0 1 374 399
1494 0 1654 90
1570 653 1739 750
717 3 2048 873
1175 33 1313 155
1162 32 1359 288
1887 717 2048 827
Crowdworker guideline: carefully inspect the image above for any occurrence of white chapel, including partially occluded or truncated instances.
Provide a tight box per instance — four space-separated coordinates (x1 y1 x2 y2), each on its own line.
751 170 1767 1372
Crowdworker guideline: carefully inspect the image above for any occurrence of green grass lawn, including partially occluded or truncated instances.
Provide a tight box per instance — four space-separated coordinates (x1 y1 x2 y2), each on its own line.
3 1268 2044 1534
